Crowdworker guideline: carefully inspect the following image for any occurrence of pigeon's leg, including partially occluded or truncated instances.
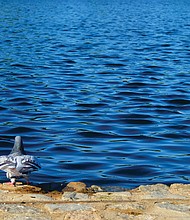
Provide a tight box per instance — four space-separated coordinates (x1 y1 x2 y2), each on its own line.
5 173 16 186
11 178 16 186
24 176 30 185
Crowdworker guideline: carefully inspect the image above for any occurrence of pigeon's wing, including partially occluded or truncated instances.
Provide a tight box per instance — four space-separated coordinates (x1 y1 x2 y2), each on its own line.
0 155 16 172
16 155 41 174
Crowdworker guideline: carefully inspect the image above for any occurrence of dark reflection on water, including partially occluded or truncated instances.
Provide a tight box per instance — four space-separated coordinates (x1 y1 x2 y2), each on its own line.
0 0 190 189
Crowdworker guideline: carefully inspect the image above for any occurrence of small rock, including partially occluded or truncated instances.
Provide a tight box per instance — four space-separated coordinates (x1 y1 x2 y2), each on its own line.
133 215 155 220
63 182 87 193
138 184 169 193
62 192 77 200
89 185 103 192
64 211 101 220
102 210 129 220
156 202 190 213
137 184 185 199
44 203 95 213
5 215 51 220
0 193 54 203
0 188 9 193
74 193 89 200
90 192 114 201
63 192 90 201
170 184 190 197
24 193 54 201
106 202 145 219
107 202 145 212
0 204 41 214
90 191 131 201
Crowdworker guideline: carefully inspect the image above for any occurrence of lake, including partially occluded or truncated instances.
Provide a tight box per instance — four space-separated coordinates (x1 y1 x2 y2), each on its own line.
0 0 190 189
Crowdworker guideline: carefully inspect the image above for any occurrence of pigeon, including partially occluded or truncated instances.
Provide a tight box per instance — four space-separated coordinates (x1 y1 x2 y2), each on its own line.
0 136 41 186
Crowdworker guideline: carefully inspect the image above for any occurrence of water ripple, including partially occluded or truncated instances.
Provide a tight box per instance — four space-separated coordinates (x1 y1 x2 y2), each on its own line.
0 0 190 188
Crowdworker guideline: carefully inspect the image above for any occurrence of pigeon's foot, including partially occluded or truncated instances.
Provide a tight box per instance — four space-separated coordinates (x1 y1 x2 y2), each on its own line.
4 182 15 187
24 177 30 185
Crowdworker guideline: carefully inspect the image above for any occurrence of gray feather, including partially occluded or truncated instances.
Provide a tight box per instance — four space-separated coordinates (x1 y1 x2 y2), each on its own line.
0 136 41 183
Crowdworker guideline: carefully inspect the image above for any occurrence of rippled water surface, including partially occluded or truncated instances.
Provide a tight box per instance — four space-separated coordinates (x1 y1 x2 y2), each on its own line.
0 0 190 188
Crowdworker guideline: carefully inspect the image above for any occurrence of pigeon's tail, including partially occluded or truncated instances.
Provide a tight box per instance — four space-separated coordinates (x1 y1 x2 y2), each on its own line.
10 136 26 155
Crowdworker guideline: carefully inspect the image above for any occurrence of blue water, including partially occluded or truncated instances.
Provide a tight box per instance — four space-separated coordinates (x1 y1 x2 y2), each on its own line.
0 0 190 189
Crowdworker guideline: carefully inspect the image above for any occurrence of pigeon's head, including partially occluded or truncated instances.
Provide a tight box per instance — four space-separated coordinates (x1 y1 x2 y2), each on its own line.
10 136 26 155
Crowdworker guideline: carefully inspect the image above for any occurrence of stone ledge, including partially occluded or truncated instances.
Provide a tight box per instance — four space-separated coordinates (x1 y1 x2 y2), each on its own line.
0 183 190 220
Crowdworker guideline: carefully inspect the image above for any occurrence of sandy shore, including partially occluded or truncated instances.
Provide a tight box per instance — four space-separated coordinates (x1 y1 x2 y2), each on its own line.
0 182 190 220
